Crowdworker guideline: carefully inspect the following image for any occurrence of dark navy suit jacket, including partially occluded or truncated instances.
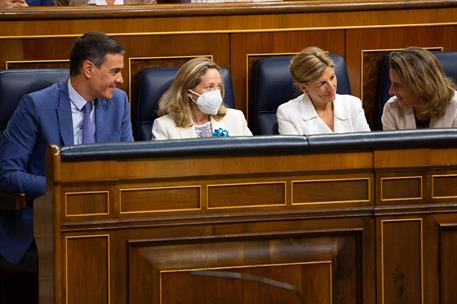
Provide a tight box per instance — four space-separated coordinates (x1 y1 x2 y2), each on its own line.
0 79 133 263
27 0 55 5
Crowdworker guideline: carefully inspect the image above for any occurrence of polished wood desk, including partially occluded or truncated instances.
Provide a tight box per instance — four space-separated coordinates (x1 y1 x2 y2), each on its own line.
1 0 457 130
35 132 457 303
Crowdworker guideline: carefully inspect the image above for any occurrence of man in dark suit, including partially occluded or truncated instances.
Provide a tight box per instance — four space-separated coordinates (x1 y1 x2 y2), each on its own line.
0 31 133 268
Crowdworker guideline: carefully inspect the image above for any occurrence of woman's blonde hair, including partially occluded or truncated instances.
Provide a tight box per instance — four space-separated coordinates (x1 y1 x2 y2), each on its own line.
289 46 335 84
389 47 455 117
157 57 227 128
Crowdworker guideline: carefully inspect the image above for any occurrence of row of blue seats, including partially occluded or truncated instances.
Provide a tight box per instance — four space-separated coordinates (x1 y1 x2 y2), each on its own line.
1 52 457 141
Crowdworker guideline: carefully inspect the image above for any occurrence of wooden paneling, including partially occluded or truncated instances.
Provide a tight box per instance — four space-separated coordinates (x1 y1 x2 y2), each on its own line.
380 176 422 202
292 177 370 206
432 174 457 199
64 191 109 217
1 4 457 131
65 235 110 304
129 230 361 304
207 181 286 209
120 185 201 214
440 224 457 304
35 144 457 303
379 219 423 304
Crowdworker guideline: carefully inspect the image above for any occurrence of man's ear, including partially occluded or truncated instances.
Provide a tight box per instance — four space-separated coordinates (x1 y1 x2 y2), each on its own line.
82 60 94 79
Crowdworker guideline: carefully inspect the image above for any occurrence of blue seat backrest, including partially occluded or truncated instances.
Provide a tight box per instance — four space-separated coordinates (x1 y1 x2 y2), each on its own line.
250 54 351 135
0 69 69 141
376 51 457 130
135 67 235 141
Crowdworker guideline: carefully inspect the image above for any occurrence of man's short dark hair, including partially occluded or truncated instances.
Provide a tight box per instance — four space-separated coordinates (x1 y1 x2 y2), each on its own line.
69 32 125 76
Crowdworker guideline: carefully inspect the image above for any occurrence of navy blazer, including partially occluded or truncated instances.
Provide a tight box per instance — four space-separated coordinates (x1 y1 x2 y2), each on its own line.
0 79 133 263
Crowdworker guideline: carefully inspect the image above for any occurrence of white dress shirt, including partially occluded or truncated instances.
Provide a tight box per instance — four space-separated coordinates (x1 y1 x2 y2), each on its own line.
68 79 95 145
276 93 370 135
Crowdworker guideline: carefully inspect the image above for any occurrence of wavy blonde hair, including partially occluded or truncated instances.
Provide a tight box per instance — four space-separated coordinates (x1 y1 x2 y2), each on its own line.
289 46 335 84
389 47 456 118
157 57 227 128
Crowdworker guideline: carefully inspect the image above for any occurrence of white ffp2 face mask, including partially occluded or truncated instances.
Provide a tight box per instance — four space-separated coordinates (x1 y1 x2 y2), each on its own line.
189 89 223 115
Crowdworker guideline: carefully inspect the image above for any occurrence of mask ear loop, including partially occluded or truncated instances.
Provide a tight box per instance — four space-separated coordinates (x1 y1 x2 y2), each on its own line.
188 89 200 103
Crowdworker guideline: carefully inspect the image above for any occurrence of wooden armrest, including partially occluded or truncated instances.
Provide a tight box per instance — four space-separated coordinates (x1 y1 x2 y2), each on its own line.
0 192 28 210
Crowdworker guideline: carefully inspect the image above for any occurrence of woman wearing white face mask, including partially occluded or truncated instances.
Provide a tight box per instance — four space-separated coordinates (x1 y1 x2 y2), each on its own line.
152 57 252 139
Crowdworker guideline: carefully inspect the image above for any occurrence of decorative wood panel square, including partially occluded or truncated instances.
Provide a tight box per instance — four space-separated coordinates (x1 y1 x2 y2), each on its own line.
432 174 457 199
128 231 362 304
65 235 110 304
380 176 423 202
64 191 109 217
292 178 370 205
207 182 286 209
120 186 201 214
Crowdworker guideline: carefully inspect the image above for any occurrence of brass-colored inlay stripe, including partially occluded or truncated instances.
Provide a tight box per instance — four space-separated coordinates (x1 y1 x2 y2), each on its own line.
5 59 70 69
159 260 332 304
291 177 371 205
1 22 457 40
119 185 202 215
64 190 110 217
380 218 424 304
206 181 287 210
64 234 111 304
380 176 423 201
432 174 457 199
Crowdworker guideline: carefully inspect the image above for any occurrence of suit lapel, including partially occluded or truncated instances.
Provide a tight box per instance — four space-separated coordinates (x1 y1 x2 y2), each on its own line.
57 82 74 146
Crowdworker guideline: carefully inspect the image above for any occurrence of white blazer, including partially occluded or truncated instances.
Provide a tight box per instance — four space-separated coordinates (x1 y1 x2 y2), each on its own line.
152 108 252 139
381 91 457 130
276 93 371 135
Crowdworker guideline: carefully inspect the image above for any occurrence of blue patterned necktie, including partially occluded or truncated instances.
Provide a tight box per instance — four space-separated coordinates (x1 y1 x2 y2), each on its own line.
82 102 95 144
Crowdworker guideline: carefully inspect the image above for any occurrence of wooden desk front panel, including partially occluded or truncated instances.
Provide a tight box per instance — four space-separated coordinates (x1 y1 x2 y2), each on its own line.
37 146 457 303
61 215 373 304
49 151 374 304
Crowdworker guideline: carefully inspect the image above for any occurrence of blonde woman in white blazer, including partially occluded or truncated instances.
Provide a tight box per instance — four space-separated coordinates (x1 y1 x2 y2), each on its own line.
276 47 370 135
277 93 370 135
152 57 252 140
381 47 457 130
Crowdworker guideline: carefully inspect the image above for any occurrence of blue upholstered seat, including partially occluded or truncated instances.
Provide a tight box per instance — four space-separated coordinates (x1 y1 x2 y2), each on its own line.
375 51 457 130
135 67 235 141
250 54 351 135
0 69 68 141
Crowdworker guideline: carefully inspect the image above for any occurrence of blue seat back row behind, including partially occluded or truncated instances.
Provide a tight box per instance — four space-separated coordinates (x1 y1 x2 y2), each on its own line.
135 67 235 141
376 51 457 130
250 54 351 135
0 69 69 141
0 56 349 142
